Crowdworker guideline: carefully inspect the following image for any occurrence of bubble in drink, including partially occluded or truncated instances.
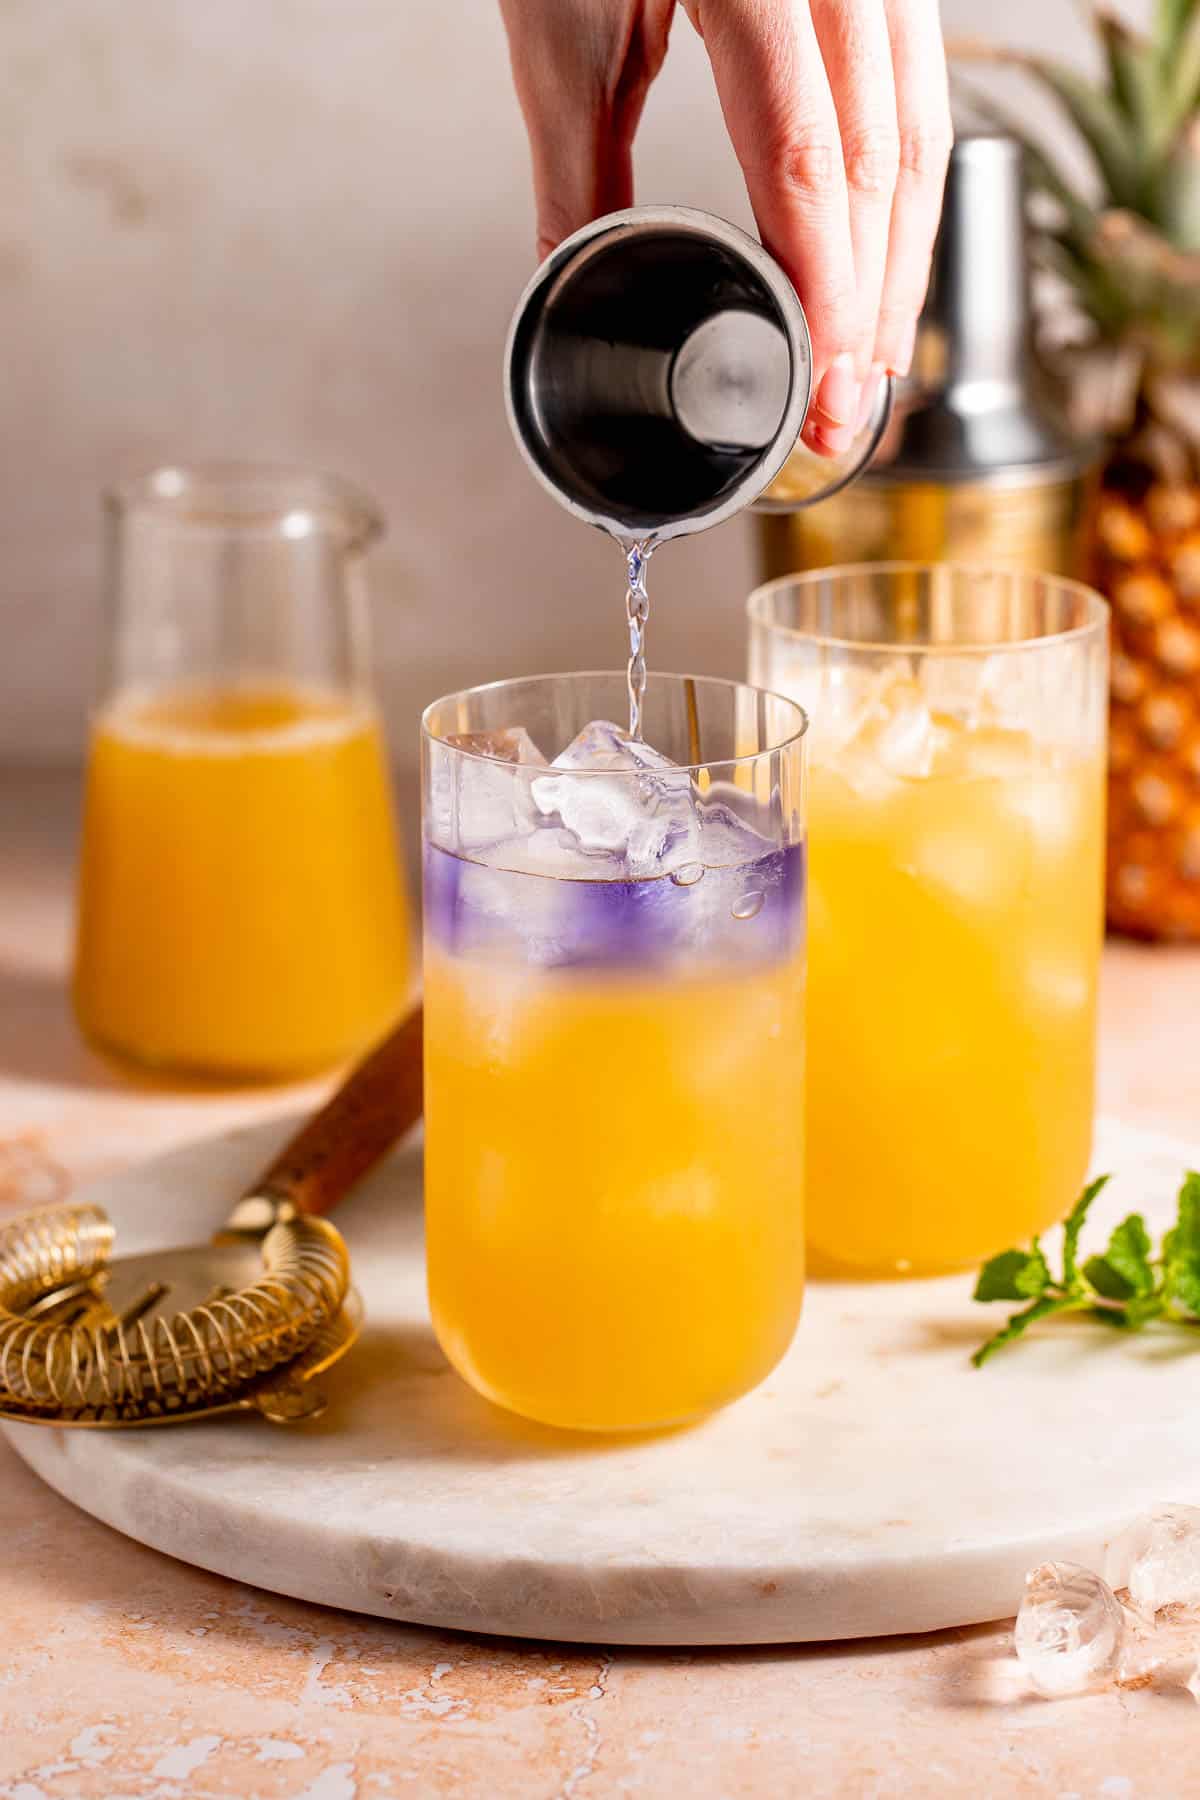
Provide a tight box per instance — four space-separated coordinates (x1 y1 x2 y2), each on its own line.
671 862 705 887
732 891 765 920
1014 1561 1125 1696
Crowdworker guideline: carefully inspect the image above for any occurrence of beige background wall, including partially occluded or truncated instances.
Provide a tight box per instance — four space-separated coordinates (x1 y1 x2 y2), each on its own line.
1 0 1092 798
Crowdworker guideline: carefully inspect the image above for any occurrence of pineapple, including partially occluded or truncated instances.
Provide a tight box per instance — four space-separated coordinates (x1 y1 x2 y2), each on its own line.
956 3 1200 939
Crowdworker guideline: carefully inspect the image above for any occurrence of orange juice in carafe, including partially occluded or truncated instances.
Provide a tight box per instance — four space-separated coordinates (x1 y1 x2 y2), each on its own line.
73 465 408 1079
74 679 411 1078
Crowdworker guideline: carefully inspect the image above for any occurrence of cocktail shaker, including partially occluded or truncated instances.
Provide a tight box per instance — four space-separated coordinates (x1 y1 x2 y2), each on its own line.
505 205 891 543
755 134 1096 577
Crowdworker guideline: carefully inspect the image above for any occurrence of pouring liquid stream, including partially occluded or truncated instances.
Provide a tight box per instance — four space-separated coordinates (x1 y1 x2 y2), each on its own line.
623 538 657 741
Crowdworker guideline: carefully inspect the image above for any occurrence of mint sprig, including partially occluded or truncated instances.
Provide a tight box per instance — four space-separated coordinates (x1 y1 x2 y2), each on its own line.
972 1171 1200 1366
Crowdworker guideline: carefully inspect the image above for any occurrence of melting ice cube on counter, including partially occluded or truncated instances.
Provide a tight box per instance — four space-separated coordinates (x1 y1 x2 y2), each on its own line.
1014 1561 1125 1697
1118 1503 1200 1623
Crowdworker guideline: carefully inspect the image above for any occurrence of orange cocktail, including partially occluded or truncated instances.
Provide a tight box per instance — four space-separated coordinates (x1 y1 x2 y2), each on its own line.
422 672 808 1431
75 681 410 1078
750 564 1108 1275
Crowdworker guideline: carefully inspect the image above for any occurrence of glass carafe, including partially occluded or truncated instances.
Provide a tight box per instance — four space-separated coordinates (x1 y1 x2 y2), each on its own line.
73 463 412 1080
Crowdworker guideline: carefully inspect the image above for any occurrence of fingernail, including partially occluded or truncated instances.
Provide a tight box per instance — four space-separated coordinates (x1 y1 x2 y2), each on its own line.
855 364 886 433
806 418 855 458
813 353 860 429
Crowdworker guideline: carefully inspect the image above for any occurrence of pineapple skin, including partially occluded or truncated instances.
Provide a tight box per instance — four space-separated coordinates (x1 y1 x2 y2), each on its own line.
1092 459 1200 941
953 0 1200 938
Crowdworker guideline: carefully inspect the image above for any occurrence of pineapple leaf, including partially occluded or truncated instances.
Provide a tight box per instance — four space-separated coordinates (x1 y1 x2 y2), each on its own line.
1155 0 1200 58
951 76 1101 243
1041 205 1200 352
950 40 1143 207
1158 122 1200 250
953 32 1200 365
1090 210 1200 363
1035 233 1136 337
1017 63 1141 207
1159 7 1200 146
1098 10 1161 140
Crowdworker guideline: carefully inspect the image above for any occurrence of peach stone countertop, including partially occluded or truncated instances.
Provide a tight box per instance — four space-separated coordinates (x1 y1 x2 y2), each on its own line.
2 765 1199 1800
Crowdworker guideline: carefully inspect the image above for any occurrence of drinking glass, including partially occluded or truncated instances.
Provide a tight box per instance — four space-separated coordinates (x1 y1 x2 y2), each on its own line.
421 671 808 1431
74 463 412 1079
748 565 1107 1277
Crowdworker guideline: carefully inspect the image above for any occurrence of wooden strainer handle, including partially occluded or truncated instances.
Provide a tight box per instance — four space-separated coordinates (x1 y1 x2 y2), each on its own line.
251 1002 424 1218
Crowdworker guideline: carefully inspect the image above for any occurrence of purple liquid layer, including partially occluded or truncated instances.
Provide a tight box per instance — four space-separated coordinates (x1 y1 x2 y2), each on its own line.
424 839 806 971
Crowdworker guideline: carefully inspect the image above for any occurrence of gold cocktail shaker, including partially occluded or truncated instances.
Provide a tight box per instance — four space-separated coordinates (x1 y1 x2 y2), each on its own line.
754 134 1094 578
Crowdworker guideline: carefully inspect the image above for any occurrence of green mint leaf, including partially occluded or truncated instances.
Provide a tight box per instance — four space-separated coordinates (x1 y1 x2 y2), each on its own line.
971 1166 1200 1364
1089 1303 1134 1329
1169 1260 1200 1319
1125 1291 1167 1330
1173 1171 1200 1255
1164 1171 1200 1283
1083 1254 1135 1301
972 1295 1080 1367
1104 1213 1155 1295
974 1248 1048 1304
1015 1239 1052 1298
1063 1174 1111 1284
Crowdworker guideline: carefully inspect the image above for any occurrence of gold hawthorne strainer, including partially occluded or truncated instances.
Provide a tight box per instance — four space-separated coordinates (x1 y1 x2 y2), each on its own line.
0 1005 422 1427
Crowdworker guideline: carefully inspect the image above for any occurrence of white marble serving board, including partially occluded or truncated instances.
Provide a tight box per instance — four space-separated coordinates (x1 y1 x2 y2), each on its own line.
6 1117 1200 1646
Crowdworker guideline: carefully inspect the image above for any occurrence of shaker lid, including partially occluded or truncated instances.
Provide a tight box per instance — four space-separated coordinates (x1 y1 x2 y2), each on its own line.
863 364 1090 490
869 133 1093 488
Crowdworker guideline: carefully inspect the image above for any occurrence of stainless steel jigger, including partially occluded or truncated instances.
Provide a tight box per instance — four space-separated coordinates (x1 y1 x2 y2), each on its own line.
504 204 891 542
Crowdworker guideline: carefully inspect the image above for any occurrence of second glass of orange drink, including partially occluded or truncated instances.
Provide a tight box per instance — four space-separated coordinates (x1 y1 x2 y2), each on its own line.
74 465 411 1079
749 564 1108 1276
422 672 808 1431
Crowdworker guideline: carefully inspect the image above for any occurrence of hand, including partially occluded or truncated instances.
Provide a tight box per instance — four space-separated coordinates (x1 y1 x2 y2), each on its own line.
498 0 952 456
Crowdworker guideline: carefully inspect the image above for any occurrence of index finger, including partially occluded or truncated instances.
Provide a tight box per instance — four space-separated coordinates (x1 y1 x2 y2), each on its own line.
694 0 858 410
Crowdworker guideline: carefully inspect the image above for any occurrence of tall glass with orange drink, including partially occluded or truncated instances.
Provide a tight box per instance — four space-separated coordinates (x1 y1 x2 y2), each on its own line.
421 671 808 1432
749 565 1108 1276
